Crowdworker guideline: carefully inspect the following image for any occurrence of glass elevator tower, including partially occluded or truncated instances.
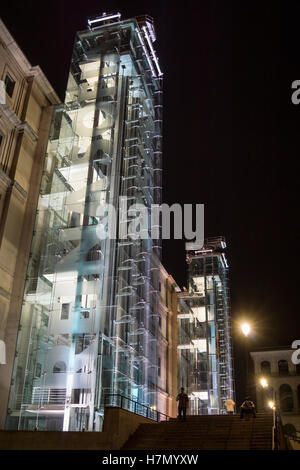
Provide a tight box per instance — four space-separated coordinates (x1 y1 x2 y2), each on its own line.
178 237 235 415
5 13 163 431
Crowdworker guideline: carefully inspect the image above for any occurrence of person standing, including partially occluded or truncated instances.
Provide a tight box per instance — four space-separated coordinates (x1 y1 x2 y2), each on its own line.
225 396 236 414
176 387 189 421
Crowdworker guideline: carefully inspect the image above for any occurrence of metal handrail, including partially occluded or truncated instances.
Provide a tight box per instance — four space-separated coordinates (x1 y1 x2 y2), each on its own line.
104 393 171 422
284 430 300 443
274 410 292 450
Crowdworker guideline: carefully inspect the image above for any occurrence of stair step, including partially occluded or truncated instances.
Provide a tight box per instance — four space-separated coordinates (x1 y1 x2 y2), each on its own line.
122 413 273 450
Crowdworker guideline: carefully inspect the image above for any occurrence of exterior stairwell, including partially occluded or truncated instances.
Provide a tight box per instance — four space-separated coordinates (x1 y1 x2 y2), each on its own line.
122 414 274 450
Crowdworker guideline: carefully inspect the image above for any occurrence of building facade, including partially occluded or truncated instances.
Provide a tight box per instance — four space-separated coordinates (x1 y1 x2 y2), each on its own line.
177 237 234 415
0 18 60 428
250 348 300 435
157 263 180 418
4 13 163 431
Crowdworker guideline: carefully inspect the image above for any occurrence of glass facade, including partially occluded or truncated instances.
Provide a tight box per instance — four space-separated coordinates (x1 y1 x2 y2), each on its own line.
5 14 163 431
178 237 234 414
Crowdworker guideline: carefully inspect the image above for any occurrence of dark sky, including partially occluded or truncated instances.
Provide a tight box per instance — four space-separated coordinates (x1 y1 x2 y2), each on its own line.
1 1 299 402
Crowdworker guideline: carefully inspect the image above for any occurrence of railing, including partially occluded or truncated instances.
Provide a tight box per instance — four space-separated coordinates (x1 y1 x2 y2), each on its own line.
104 393 170 422
286 431 300 442
284 430 300 443
32 387 66 405
272 408 277 450
274 411 291 450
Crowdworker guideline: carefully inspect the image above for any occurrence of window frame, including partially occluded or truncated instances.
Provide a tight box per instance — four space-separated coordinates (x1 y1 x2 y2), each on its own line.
4 73 16 98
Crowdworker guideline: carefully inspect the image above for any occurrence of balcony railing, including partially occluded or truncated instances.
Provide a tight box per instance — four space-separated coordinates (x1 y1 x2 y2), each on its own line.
104 393 170 422
284 430 300 444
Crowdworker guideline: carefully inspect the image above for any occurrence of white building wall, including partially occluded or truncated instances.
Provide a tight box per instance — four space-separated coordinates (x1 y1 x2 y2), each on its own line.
251 349 300 433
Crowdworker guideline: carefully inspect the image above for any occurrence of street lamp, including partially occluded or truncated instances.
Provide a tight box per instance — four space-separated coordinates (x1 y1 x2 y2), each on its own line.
258 378 276 409
241 323 251 337
260 378 268 389
267 395 277 450
258 378 277 449
240 322 251 396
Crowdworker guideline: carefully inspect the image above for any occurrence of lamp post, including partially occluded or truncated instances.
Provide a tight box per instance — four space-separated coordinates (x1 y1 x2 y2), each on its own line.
259 378 277 449
241 323 251 397
259 377 276 410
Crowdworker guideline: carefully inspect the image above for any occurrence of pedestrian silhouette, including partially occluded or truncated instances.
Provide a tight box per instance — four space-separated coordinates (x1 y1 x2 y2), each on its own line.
176 387 189 422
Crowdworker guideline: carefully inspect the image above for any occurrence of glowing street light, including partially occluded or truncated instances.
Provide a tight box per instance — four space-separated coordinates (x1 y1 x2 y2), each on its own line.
240 321 251 396
241 323 251 337
259 378 276 415
260 378 268 388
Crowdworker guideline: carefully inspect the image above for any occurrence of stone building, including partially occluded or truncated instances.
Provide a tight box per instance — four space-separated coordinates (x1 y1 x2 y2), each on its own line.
157 263 181 418
250 347 300 434
0 18 60 427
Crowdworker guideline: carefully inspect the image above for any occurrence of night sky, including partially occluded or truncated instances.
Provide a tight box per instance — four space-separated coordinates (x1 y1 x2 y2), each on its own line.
1 1 298 403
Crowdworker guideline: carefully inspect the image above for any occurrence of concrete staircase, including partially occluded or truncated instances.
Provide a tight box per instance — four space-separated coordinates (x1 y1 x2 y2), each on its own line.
122 414 273 450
